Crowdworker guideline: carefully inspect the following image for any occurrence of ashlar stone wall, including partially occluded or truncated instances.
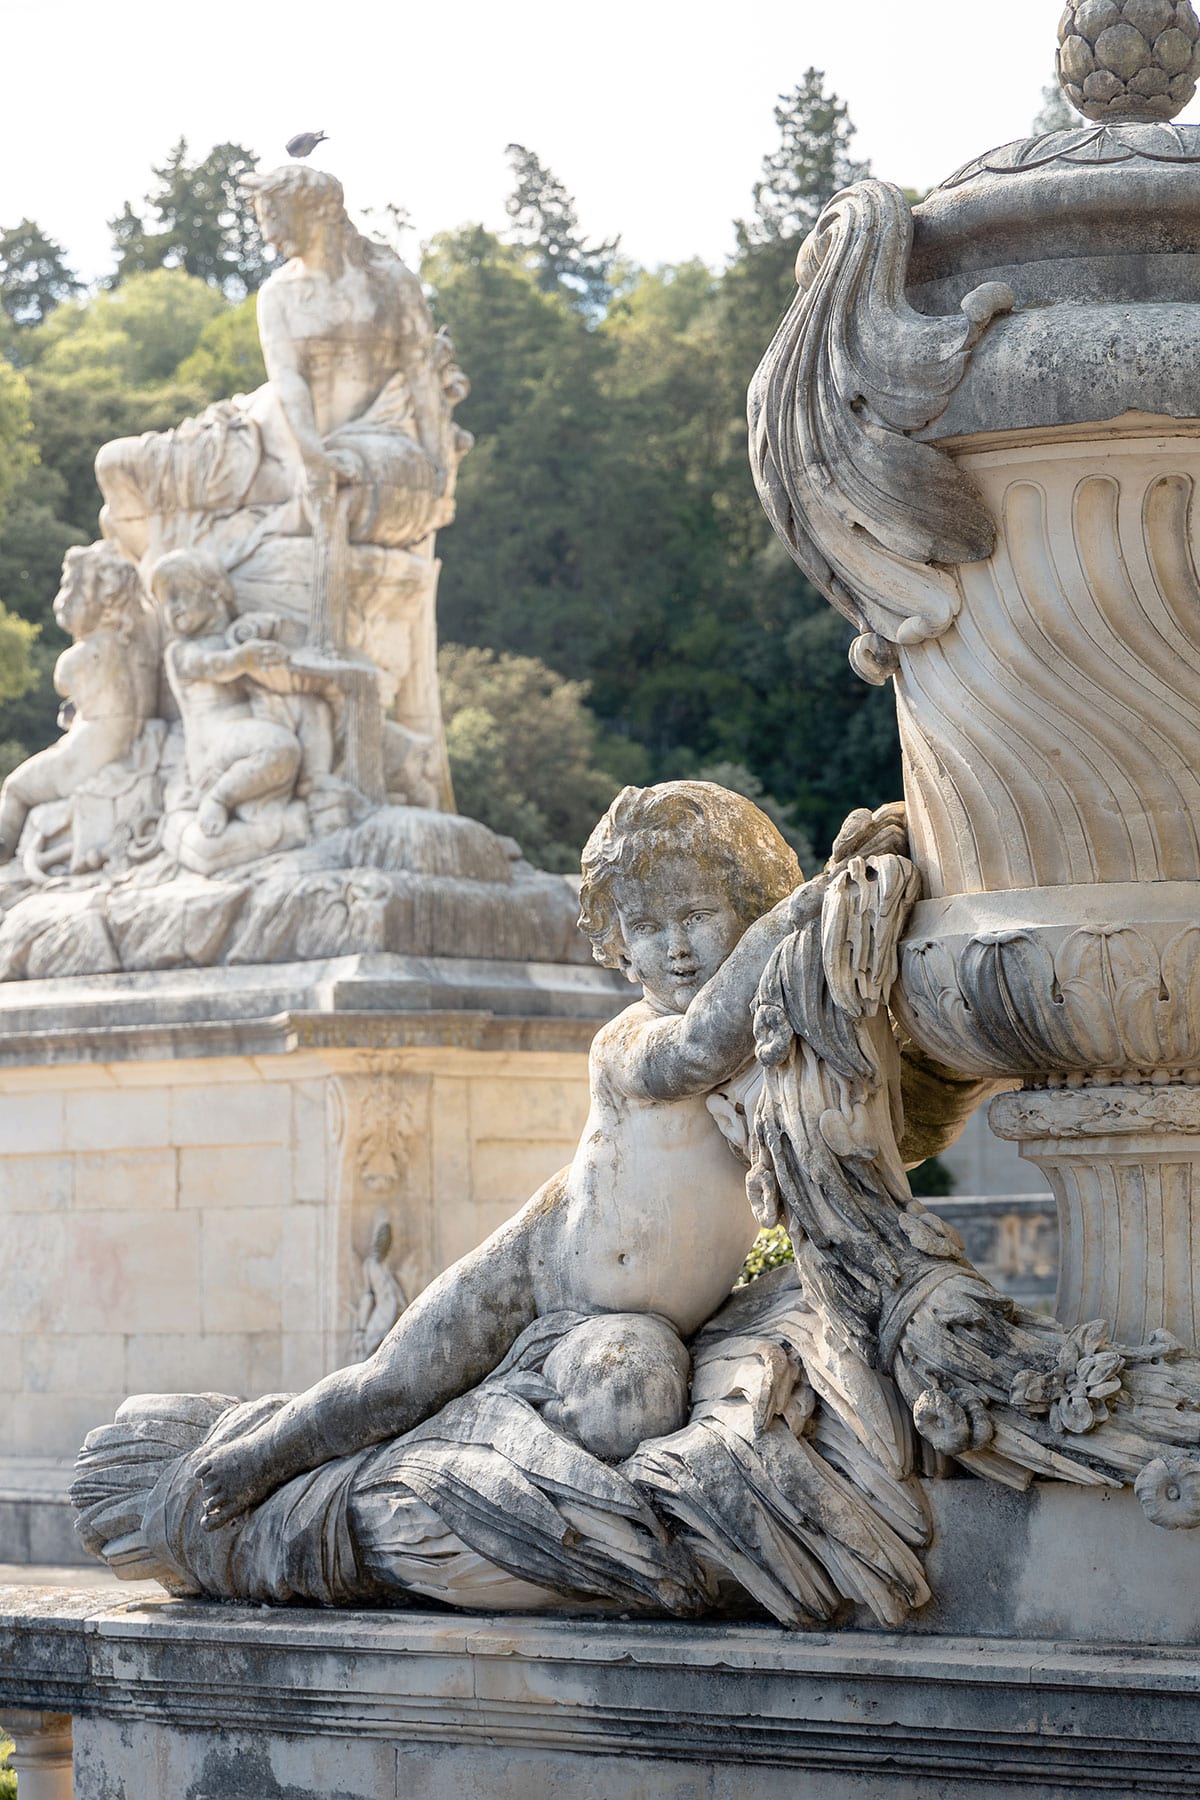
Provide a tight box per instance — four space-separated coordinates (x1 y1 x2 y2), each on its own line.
0 1045 590 1461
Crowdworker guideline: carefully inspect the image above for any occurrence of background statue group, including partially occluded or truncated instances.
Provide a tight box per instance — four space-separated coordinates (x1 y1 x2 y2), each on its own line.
0 165 586 978
0 164 470 885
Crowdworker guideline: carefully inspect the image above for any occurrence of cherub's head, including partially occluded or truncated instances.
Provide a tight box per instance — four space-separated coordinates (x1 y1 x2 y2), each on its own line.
540 1313 691 1462
151 551 235 641
578 782 801 1013
53 543 148 640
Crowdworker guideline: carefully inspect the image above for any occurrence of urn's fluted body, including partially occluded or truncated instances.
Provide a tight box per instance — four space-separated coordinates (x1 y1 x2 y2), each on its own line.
749 121 1200 1344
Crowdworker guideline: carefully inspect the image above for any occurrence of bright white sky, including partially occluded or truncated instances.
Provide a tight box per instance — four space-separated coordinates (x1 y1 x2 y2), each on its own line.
2 0 1192 281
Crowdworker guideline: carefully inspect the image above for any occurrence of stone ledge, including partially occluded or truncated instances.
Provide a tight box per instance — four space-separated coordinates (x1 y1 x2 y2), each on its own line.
0 953 628 1068
2 1589 1199 1796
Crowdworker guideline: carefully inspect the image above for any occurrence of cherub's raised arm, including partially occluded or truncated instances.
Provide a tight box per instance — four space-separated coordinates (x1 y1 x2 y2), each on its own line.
616 803 910 1104
625 876 828 1102
170 640 286 684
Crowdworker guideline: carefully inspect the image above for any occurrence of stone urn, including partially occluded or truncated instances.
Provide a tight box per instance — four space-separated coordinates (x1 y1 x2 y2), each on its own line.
750 2 1200 1347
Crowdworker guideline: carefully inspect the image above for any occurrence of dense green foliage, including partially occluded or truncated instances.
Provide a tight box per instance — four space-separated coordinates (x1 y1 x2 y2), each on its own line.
440 643 645 871
0 75 908 864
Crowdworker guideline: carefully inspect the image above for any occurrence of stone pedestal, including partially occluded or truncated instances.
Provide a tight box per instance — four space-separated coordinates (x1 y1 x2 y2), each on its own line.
0 952 624 1564
992 1084 1200 1343
0 1711 73 1800
4 1489 1200 1800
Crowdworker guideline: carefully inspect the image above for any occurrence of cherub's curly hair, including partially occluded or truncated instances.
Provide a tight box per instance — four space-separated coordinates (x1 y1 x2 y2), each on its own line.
578 781 802 970
149 550 235 630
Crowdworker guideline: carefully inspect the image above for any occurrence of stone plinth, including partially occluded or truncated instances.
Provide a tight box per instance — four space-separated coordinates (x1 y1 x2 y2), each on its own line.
3 1514 1200 1800
0 952 625 1563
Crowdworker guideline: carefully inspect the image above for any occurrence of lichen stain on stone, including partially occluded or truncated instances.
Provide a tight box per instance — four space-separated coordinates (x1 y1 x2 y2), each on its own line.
186 1744 366 1800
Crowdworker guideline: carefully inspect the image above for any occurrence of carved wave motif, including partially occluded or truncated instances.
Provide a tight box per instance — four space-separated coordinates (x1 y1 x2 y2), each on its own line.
747 180 1013 678
899 449 1200 897
897 923 1200 1079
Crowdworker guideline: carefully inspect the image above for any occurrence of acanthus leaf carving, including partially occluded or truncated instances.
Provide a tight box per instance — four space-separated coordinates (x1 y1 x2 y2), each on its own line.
747 178 1014 678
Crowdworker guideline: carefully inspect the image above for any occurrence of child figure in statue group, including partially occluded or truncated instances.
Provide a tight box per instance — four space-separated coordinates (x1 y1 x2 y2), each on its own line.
154 551 302 840
198 781 907 1525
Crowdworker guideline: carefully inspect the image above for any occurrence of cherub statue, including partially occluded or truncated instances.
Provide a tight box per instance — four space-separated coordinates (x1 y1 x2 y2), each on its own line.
192 782 905 1524
0 543 157 868
75 784 936 1627
153 550 306 865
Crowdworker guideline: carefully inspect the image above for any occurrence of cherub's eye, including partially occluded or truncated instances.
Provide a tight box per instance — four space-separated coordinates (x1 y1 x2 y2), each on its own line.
688 910 715 925
630 919 658 937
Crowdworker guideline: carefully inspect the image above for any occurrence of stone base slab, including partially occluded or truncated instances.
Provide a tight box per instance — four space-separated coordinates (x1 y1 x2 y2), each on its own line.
1 1586 1198 1798
0 1463 82 1567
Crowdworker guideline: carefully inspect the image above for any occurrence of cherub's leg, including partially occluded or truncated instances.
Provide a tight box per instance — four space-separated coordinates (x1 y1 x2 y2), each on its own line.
197 1176 565 1527
201 726 302 835
0 724 140 861
293 697 335 786
0 745 71 860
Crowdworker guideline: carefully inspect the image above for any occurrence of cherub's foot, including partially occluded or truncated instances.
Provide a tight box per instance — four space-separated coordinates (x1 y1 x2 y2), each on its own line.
195 1430 287 1530
197 796 229 839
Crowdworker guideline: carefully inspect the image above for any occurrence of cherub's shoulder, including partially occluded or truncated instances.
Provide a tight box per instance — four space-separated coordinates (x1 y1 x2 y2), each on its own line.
589 998 678 1099
591 997 656 1052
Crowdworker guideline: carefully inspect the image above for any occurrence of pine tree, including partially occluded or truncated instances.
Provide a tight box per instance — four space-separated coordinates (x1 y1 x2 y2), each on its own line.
109 140 274 298
741 69 869 248
0 220 80 332
504 144 618 314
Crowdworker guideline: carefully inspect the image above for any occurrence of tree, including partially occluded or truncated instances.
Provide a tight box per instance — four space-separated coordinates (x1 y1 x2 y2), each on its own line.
29 268 225 389
0 220 80 333
0 356 43 739
110 140 274 298
0 356 35 520
742 69 870 247
505 144 618 313
176 294 266 398
1032 76 1079 134
439 644 638 870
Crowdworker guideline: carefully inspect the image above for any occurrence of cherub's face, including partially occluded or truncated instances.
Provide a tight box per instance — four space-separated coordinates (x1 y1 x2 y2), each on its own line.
162 585 216 639
612 853 743 1013
53 568 104 638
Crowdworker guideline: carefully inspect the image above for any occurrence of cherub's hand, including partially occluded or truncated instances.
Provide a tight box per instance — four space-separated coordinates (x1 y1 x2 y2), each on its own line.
239 638 289 670
787 871 829 931
302 447 358 501
826 801 908 871
326 447 360 481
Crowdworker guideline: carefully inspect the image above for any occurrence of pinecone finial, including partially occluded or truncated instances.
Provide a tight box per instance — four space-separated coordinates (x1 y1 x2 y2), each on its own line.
1058 0 1200 121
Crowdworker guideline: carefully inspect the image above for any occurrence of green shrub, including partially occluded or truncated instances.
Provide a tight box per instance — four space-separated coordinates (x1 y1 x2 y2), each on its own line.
737 1225 795 1285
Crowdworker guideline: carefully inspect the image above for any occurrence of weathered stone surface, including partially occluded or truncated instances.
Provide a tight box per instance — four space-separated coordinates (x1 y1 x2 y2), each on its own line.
0 952 619 1568
4 1583 1200 1799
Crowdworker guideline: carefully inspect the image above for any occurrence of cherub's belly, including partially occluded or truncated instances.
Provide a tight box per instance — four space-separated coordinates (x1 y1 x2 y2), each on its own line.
553 1121 759 1334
